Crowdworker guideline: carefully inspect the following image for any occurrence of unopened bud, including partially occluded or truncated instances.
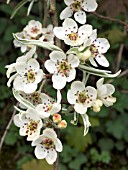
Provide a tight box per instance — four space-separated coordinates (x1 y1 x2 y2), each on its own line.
58 120 67 129
82 49 91 60
53 114 61 123
93 105 101 112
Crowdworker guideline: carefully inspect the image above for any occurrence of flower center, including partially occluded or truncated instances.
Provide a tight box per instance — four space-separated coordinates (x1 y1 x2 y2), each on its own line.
71 1 81 12
57 60 71 77
26 120 39 134
90 44 99 57
68 32 79 41
78 91 87 103
31 92 42 104
43 138 54 149
31 26 39 34
27 70 36 83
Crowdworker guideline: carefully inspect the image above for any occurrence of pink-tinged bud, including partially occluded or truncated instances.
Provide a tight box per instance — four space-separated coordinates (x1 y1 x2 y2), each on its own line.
53 114 62 123
58 120 67 129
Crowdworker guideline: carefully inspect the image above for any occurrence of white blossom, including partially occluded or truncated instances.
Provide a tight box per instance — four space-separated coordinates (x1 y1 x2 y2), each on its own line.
24 20 43 38
60 0 98 24
32 128 63 164
80 29 110 67
45 51 80 89
6 47 44 93
35 90 61 119
13 108 43 141
96 78 116 107
67 81 97 114
53 18 93 46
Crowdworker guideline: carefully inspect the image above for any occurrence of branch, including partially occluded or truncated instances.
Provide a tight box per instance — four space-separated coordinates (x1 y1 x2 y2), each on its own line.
93 12 128 29
0 103 18 151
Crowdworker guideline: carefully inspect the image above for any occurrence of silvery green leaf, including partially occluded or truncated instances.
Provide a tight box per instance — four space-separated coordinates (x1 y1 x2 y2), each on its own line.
13 33 63 52
66 47 79 55
13 89 35 109
27 0 34 16
79 65 121 78
81 114 91 136
14 105 26 113
10 0 30 19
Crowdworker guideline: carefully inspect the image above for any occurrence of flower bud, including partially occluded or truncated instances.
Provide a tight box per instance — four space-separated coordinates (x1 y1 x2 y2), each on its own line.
53 114 62 123
93 105 101 112
92 99 103 112
58 120 67 129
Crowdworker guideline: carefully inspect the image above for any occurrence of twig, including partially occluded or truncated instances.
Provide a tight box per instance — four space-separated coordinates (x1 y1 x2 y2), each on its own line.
115 44 124 72
0 103 18 152
93 12 128 29
49 0 61 47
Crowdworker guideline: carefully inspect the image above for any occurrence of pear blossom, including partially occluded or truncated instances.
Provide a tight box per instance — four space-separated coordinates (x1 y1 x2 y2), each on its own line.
53 18 93 46
32 128 63 164
13 108 43 141
45 51 80 89
35 90 61 119
60 0 98 24
67 81 97 114
96 78 116 107
6 48 44 94
80 29 110 67
24 20 43 38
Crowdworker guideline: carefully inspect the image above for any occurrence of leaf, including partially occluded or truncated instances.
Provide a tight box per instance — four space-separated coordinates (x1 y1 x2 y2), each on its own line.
22 159 53 170
13 89 35 109
79 64 121 78
89 117 100 127
98 138 114 151
13 33 63 52
66 127 92 152
69 154 87 170
10 0 30 19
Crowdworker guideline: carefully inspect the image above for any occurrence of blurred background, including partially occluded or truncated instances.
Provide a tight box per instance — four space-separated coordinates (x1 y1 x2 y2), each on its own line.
0 0 128 170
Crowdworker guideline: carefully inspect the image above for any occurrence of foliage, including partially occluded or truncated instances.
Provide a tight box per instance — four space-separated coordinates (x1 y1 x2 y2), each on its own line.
0 0 128 170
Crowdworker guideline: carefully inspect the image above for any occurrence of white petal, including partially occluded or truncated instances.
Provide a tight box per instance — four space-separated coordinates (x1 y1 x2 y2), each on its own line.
23 83 38 94
105 84 115 96
96 78 104 88
34 69 44 83
32 135 45 146
34 145 47 159
64 0 74 6
57 90 61 104
43 128 57 139
66 69 76 82
27 59 39 71
84 86 97 107
74 103 87 114
36 104 50 118
15 62 27 75
67 89 77 104
26 108 40 121
50 51 66 62
13 114 24 127
89 56 98 67
74 11 86 24
50 103 61 115
78 24 93 38
21 45 27 53
70 81 85 93
97 85 108 98
46 149 57 164
44 60 57 74
60 7 73 20
95 54 109 67
82 0 98 12
89 29 97 42
94 38 110 54
27 130 40 141
54 138 63 152
19 126 27 136
53 27 65 40
63 18 78 32
52 74 67 89
67 54 79 68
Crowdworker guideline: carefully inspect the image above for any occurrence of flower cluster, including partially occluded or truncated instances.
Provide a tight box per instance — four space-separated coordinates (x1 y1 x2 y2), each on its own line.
6 0 120 165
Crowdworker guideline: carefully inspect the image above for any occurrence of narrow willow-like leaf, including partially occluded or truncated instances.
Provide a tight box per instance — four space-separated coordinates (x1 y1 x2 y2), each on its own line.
13 89 35 109
81 114 91 136
27 0 34 16
10 0 30 19
66 47 79 54
14 105 26 113
13 34 63 52
79 65 121 78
